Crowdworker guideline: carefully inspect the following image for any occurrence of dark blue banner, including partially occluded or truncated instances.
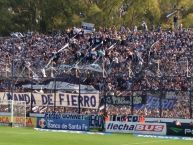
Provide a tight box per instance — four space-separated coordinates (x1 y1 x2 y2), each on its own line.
136 96 176 109
37 117 89 131
89 115 104 130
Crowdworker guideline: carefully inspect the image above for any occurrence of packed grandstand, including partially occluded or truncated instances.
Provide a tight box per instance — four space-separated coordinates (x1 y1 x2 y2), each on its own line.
0 25 193 119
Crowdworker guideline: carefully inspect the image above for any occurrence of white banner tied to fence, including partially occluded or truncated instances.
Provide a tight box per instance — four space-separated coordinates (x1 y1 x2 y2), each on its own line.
0 92 99 109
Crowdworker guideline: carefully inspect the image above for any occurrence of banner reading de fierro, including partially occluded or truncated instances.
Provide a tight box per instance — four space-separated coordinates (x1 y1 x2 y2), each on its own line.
36 113 89 131
105 121 166 135
167 123 193 137
0 92 99 109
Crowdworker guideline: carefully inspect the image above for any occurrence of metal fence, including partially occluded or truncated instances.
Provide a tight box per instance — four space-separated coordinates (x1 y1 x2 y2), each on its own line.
104 86 193 119
0 74 192 119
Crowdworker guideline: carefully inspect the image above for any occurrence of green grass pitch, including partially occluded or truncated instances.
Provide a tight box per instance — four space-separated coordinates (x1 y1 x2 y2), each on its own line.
0 126 192 145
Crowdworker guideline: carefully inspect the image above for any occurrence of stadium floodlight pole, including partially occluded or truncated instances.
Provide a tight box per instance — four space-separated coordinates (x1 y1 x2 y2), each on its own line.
102 43 120 115
54 77 56 112
103 78 106 115
30 83 33 113
102 55 107 116
131 91 134 115
11 45 15 127
190 78 193 119
78 69 81 114
159 76 164 118
190 92 193 119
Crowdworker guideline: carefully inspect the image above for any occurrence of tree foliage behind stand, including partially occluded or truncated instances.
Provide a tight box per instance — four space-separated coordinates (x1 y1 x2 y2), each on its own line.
1 0 193 35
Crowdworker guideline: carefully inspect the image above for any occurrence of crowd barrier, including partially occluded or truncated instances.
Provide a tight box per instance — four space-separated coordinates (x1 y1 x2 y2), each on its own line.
105 121 166 135
36 113 104 131
0 113 192 137
36 113 89 131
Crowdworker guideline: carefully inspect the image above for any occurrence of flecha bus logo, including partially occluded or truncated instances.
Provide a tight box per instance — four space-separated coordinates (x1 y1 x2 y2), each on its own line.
135 124 164 132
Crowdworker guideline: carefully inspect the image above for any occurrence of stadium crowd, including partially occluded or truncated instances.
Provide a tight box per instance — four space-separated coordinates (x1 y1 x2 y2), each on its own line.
0 24 193 119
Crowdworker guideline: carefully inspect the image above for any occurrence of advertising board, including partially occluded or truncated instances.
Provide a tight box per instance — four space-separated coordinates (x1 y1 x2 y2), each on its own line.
36 113 89 131
109 115 143 122
105 121 166 135
0 116 36 127
105 121 136 133
37 118 89 131
134 123 166 135
167 123 193 137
